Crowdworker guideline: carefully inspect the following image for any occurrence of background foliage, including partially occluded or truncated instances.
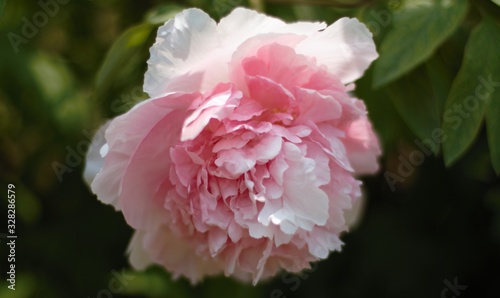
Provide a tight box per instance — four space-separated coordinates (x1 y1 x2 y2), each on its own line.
1 0 499 297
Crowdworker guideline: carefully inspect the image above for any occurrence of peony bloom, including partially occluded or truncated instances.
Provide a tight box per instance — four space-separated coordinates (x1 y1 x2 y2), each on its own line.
84 7 380 284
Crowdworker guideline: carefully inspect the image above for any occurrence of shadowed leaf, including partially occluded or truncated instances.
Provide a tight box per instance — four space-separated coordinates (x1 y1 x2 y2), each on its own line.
373 0 468 88
95 23 154 100
442 18 500 167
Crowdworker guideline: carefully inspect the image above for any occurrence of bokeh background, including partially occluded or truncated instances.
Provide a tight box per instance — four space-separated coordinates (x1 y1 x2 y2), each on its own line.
1 0 500 297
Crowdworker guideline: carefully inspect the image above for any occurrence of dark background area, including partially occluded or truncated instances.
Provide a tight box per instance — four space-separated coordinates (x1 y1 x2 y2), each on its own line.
1 0 499 297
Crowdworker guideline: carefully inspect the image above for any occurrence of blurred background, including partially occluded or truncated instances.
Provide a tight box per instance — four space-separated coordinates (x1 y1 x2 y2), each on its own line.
1 0 499 297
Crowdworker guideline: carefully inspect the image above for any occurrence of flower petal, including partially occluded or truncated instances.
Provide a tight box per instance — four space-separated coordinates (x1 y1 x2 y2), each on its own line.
271 143 329 233
94 93 197 230
89 94 190 211
127 230 153 270
144 8 220 96
83 121 110 192
218 8 325 51
182 84 242 141
342 103 381 174
296 17 378 84
143 226 223 283
145 7 327 96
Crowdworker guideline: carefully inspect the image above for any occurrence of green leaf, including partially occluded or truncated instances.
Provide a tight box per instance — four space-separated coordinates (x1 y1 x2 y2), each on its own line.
0 0 5 17
385 65 443 150
373 0 468 88
493 0 500 6
425 55 453 115
356 1 396 44
355 67 410 151
487 93 500 174
29 52 92 134
29 52 75 103
442 18 500 167
203 276 263 298
95 23 154 100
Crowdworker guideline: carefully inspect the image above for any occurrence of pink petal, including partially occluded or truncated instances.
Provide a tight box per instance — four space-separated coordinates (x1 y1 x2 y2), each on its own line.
182 84 242 141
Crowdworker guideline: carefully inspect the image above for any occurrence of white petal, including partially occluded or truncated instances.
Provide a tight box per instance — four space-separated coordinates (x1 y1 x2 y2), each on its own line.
307 231 343 258
344 190 366 230
218 8 285 46
83 121 110 187
219 8 326 41
273 230 293 247
219 7 325 60
83 121 123 210
127 230 153 270
247 221 274 239
145 8 327 96
99 143 109 157
271 213 298 234
258 197 282 226
144 8 220 96
281 143 329 227
315 123 353 171
296 17 378 84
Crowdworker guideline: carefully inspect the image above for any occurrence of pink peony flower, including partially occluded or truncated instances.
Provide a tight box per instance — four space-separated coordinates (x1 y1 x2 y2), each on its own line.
84 7 380 284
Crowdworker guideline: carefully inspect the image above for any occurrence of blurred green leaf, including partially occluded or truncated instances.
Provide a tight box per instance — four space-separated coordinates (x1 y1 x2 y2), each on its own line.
487 95 500 175
385 65 442 150
30 52 75 103
293 4 350 24
0 0 5 17
373 0 468 88
145 4 184 25
0 45 87 134
0 274 37 297
203 276 262 298
95 23 154 100
29 52 92 134
493 0 500 6
442 18 500 167
120 268 189 298
17 184 41 224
